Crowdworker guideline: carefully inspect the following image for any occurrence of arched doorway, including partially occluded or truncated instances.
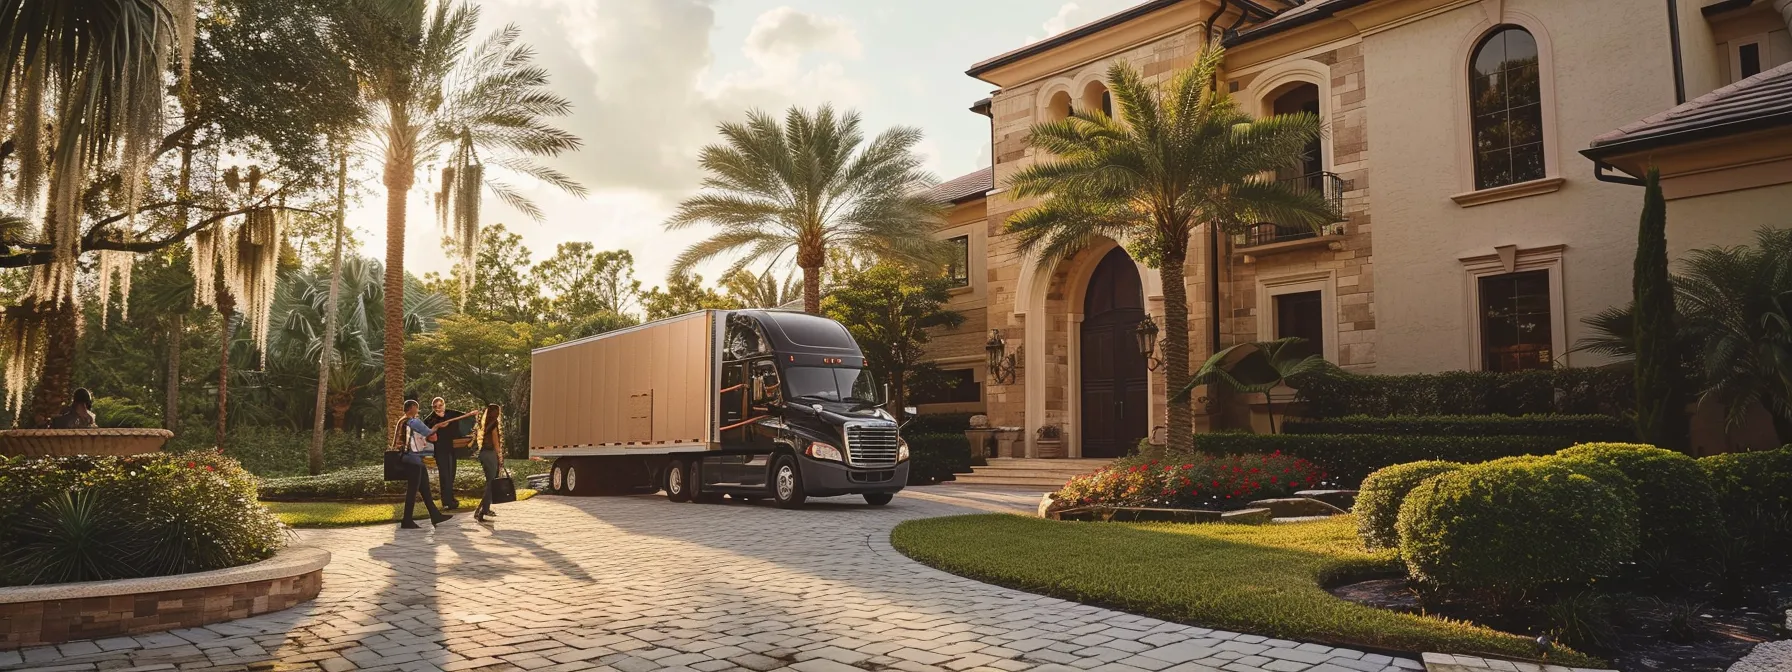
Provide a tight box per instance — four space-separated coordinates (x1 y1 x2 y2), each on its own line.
1080 247 1149 458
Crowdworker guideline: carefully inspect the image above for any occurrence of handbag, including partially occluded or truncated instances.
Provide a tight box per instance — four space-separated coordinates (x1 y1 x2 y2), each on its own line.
489 461 517 504
383 450 408 481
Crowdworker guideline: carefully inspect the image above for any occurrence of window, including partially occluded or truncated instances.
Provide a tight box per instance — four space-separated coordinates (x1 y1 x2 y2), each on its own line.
1739 42 1762 79
1273 291 1325 361
911 369 980 405
1470 27 1545 190
945 236 970 287
1478 270 1554 372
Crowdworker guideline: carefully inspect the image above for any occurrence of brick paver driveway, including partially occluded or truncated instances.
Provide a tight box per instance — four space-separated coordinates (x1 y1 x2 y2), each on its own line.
8 486 1419 672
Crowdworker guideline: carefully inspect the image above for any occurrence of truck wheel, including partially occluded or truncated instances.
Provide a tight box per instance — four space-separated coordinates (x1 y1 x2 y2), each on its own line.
665 459 692 502
563 461 582 495
689 461 724 503
863 493 893 506
771 454 807 509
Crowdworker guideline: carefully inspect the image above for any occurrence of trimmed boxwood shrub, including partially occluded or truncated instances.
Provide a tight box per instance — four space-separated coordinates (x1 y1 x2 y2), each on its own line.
1291 366 1631 419
1194 433 1575 487
905 433 973 485
0 452 286 586
1699 447 1792 558
1284 414 1632 442
1555 443 1723 563
1054 453 1326 510
1396 457 1639 600
257 459 550 500
1355 461 1463 550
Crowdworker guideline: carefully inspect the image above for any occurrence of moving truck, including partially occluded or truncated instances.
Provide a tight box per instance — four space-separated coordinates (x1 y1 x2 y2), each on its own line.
530 309 910 507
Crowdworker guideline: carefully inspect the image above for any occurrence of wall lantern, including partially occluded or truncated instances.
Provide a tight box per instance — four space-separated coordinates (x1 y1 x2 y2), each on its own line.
985 329 1020 385
1134 316 1164 371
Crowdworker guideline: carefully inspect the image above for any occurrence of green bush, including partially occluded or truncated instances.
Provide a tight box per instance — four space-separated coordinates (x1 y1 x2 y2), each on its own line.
1699 447 1792 559
1396 457 1639 600
1284 414 1632 442
1555 443 1723 564
1291 366 1631 419
0 452 286 586
1355 461 1463 550
906 433 972 485
257 459 550 500
903 413 977 435
167 426 389 478
1194 433 1575 487
1055 453 1325 510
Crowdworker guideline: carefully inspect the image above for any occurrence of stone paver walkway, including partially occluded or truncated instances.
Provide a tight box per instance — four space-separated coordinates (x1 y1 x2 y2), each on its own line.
4 486 1420 672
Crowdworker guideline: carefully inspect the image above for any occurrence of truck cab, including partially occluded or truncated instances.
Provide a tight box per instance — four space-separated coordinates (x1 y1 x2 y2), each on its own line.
688 310 909 507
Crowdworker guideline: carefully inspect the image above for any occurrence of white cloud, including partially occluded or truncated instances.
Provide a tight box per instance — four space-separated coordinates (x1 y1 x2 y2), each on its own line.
350 0 871 288
1026 3 1083 44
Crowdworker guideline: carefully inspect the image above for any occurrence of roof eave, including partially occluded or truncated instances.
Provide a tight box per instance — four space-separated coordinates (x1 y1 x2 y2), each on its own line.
1582 111 1792 163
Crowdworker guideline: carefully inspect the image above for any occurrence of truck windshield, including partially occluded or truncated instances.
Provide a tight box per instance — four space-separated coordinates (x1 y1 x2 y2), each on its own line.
784 367 879 404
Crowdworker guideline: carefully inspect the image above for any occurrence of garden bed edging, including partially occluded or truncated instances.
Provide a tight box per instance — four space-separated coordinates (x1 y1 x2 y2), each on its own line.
0 546 328 649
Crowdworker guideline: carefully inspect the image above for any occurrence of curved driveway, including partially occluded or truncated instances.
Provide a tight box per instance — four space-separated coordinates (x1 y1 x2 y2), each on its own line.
6 487 1420 672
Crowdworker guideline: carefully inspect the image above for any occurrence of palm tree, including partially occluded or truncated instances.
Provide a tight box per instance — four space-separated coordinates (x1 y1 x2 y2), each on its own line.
333 0 584 425
1676 228 1792 443
1179 338 1328 433
1006 48 1337 453
666 106 948 314
722 267 800 308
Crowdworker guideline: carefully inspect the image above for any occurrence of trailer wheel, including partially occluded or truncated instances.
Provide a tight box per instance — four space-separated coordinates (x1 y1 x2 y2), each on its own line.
771 455 807 508
665 459 692 502
549 463 568 494
563 461 581 495
863 493 893 506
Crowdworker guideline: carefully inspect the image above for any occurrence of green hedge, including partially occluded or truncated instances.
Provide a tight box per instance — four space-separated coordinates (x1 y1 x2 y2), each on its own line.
1194 433 1576 487
165 426 389 478
1284 414 1632 442
906 433 972 485
1355 461 1463 550
1699 447 1792 560
1556 444 1723 566
1291 367 1631 419
257 459 551 501
903 413 977 435
0 452 286 586
1397 456 1639 600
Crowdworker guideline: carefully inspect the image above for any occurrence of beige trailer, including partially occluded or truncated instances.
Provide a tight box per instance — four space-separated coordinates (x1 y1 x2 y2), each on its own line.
530 311 721 456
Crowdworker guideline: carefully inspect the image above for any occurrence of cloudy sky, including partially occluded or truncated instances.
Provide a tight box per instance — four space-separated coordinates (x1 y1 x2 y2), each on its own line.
346 0 1145 292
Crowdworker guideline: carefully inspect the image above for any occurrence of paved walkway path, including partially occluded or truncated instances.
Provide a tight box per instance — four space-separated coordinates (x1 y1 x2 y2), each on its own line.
5 486 1420 672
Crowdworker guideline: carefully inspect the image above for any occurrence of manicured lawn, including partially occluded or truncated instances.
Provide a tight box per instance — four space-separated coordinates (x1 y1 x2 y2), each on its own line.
891 514 1598 667
264 490 538 527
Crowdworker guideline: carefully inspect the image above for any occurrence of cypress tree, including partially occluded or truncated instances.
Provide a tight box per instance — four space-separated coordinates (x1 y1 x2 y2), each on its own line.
1633 167 1688 451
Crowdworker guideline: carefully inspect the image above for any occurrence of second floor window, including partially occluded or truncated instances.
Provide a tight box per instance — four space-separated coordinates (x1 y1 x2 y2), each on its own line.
1471 26 1545 190
946 236 970 287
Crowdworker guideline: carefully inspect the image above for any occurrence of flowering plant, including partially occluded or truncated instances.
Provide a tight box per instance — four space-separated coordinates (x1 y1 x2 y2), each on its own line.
1053 452 1326 511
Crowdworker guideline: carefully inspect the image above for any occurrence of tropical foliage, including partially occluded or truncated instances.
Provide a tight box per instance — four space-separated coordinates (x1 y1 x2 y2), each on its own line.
1006 47 1337 453
666 105 948 314
821 264 965 420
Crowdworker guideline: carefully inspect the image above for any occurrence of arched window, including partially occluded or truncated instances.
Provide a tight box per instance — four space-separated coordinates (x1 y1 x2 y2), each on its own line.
1045 91 1073 122
1470 26 1544 190
1082 81 1112 118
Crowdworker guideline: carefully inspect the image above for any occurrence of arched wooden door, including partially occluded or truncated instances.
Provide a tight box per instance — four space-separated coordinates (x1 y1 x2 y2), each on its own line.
1080 248 1150 458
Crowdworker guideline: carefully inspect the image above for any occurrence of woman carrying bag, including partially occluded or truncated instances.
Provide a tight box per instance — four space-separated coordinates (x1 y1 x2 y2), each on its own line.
473 404 516 523
399 399 454 528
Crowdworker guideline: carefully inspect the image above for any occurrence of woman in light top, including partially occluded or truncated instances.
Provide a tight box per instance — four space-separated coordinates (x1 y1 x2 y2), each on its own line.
474 404 504 523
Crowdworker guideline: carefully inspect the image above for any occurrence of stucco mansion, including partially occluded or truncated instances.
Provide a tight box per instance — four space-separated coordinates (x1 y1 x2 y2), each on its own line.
912 0 1792 459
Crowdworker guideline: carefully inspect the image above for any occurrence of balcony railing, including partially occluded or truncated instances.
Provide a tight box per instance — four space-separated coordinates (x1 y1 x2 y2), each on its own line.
1233 171 1346 249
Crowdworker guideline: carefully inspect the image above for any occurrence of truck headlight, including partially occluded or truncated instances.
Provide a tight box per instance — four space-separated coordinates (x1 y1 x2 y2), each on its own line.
898 439 910 462
806 442 843 462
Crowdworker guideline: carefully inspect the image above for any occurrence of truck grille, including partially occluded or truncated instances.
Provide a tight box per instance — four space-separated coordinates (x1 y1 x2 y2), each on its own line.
845 425 900 467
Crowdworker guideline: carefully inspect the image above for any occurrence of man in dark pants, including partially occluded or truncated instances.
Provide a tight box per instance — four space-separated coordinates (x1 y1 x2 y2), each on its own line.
425 397 469 509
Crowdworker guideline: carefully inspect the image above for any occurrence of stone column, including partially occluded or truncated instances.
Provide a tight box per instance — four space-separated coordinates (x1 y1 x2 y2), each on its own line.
1778 0 1792 35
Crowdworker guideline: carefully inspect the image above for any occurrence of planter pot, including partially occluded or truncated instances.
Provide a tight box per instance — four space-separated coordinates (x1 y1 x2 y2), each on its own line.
0 428 174 458
1037 439 1064 459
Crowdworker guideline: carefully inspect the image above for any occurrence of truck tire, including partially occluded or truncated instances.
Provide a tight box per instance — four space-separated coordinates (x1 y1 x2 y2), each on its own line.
689 460 724 503
863 493 893 506
771 454 807 509
549 462 569 494
665 458 692 502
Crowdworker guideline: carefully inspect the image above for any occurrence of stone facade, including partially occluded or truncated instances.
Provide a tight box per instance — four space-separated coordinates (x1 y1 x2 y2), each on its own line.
0 570 323 650
917 0 1792 456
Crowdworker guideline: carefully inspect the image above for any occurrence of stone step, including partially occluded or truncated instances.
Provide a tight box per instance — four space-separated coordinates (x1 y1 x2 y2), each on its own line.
963 467 1100 480
948 475 1069 489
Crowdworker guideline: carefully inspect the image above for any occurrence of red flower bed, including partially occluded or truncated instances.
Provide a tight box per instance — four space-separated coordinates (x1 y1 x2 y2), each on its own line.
1054 452 1327 511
